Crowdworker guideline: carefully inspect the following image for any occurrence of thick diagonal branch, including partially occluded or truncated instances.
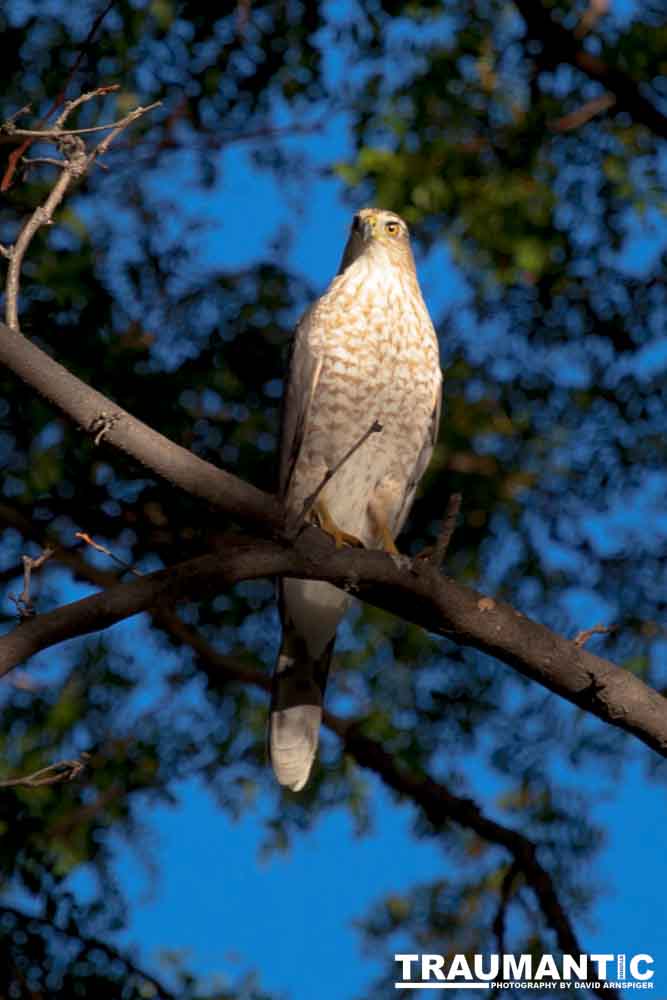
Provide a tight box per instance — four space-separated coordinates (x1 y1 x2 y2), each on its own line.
1 528 666 763
0 321 282 532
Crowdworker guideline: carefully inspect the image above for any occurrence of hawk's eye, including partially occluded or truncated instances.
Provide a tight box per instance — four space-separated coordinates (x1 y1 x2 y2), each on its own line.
384 220 400 237
352 215 361 231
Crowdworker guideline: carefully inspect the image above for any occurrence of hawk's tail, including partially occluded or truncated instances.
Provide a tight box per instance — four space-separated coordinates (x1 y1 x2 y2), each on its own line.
268 628 335 792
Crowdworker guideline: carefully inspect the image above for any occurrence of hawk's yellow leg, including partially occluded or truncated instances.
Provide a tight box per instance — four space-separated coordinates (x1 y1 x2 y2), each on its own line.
368 502 399 555
314 498 364 549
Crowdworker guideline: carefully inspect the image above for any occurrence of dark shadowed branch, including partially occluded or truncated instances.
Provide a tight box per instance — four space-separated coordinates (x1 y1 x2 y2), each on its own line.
39 558 589 976
1 521 666 764
127 605 611 999
514 0 667 139
0 322 282 531
324 715 613 997
0 519 620 995
0 904 177 1000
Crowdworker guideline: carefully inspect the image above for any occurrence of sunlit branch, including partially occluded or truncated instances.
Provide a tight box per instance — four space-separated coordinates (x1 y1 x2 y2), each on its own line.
8 545 56 619
0 753 89 789
0 0 116 191
1 525 666 765
1 91 161 331
574 623 617 647
429 491 462 567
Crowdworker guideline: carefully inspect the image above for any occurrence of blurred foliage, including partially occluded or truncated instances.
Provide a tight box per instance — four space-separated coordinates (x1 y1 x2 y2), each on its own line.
0 0 666 996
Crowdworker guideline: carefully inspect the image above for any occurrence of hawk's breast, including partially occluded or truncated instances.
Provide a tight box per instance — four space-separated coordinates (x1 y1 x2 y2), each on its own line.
288 250 440 543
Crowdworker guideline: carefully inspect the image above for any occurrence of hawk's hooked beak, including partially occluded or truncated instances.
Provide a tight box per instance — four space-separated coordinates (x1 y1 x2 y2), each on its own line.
361 214 378 240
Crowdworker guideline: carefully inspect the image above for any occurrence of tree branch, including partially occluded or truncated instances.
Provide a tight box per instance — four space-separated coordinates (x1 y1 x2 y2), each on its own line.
8 545 56 619
0 512 632 995
0 904 177 1000
145 612 609 997
549 94 616 132
0 753 89 788
2 93 160 331
326 716 612 996
1 528 666 763
0 321 282 532
429 491 462 567
0 0 117 191
514 0 667 139
5 164 75 330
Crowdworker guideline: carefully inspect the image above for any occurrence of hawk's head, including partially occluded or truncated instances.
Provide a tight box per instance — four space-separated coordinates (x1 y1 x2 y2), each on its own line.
339 207 414 273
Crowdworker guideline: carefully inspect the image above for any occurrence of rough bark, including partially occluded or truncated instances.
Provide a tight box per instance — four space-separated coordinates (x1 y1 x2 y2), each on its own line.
1 526 666 762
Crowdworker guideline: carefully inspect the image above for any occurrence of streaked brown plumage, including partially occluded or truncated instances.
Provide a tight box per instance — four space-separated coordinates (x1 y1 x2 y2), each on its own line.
269 208 442 790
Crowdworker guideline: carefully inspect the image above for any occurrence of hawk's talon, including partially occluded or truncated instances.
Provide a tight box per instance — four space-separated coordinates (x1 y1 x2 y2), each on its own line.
313 499 365 549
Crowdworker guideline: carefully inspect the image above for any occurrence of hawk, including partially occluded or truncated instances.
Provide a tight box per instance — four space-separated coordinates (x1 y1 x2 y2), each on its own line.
269 208 442 791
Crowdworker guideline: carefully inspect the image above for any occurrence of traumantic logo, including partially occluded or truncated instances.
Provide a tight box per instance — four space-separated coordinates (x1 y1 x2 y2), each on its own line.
394 953 655 990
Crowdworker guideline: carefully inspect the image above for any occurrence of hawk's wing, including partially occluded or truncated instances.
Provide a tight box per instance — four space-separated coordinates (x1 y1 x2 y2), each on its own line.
393 372 442 535
278 308 322 502
271 308 335 792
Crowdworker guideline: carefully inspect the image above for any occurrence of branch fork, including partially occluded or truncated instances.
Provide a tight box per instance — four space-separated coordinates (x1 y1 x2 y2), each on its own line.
1 87 161 331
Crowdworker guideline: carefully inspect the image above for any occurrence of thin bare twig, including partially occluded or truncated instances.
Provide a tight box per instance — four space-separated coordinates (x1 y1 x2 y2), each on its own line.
2 93 161 331
0 86 121 143
0 753 89 789
2 105 32 129
0 0 117 191
5 163 78 331
2 88 133 144
492 861 521 956
90 101 161 158
550 94 616 132
8 546 56 619
75 531 143 577
291 421 383 536
573 622 616 647
53 82 120 130
10 123 134 139
430 492 462 567
21 157 67 169
575 0 609 38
